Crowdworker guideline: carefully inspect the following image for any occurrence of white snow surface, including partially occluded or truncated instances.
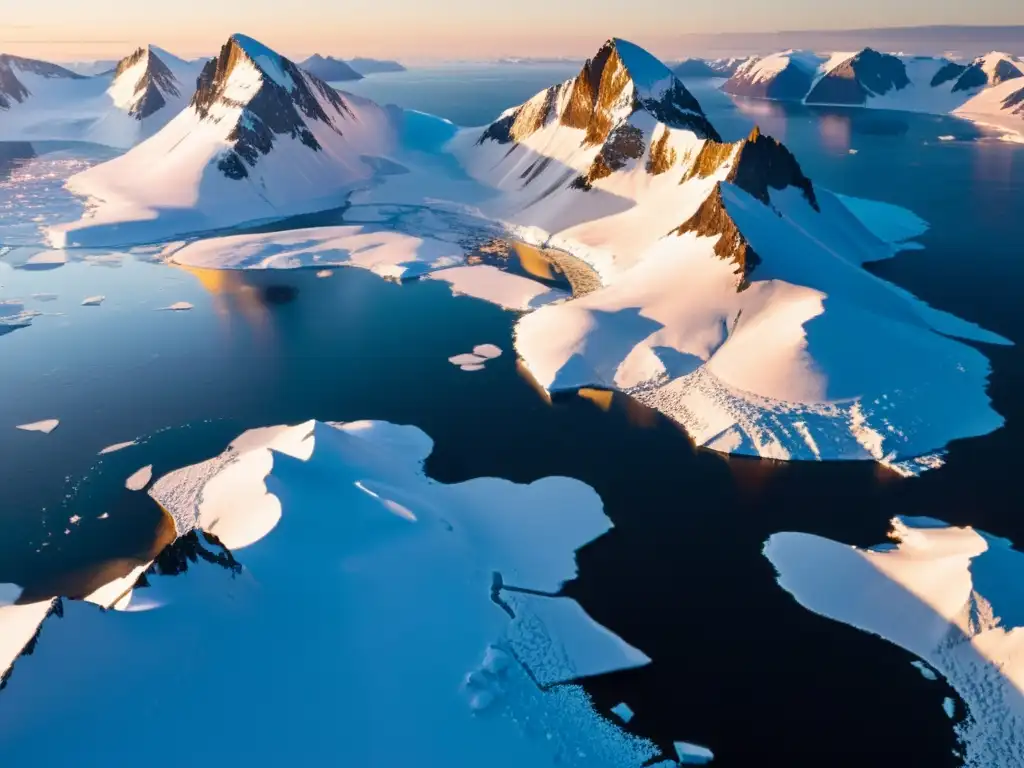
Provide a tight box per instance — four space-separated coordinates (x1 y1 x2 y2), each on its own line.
0 419 689 767
765 517 1024 767
15 419 59 434
124 465 153 491
732 50 824 86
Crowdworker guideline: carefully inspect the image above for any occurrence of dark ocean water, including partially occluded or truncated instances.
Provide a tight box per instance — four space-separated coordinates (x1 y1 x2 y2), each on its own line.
1 68 1023 766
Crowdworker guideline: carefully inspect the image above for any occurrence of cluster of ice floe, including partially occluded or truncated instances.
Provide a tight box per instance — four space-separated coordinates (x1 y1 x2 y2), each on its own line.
765 517 1024 767
448 343 503 372
0 419 708 766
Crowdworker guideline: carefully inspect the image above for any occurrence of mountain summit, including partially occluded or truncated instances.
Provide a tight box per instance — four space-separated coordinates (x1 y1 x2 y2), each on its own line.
50 33 395 246
109 45 187 120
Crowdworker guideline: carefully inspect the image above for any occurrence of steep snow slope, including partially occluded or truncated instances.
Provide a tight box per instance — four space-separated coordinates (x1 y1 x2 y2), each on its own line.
0 47 198 147
0 419 691 767
721 51 824 101
49 34 397 246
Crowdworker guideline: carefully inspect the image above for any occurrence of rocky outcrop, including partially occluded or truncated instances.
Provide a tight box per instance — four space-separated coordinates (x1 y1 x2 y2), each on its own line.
0 60 29 109
953 57 1023 92
572 123 645 189
805 48 909 105
931 61 966 87
192 35 351 180
300 55 363 82
478 84 562 145
684 126 818 209
674 184 761 285
646 126 677 175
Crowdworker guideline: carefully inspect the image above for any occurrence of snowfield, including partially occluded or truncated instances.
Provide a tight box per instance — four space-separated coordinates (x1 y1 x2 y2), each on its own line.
765 517 1024 768
0 419 696 767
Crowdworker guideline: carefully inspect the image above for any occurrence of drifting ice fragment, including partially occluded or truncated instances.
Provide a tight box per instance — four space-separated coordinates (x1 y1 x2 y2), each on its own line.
611 703 635 723
473 344 503 359
15 419 59 434
674 741 714 764
125 465 154 491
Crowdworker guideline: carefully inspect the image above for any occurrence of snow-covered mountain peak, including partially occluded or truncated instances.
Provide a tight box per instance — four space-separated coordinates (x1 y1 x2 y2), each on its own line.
110 45 182 119
970 51 1023 87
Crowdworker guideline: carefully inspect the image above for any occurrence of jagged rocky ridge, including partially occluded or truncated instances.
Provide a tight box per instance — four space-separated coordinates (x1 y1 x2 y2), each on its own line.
191 35 353 180
113 46 181 119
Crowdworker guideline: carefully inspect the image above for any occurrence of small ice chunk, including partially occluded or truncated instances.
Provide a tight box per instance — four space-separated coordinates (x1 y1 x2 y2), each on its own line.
675 741 714 765
81 296 105 306
449 353 485 366
316 270 333 278
31 293 58 302
125 465 154 491
16 419 59 434
943 697 955 719
460 364 486 372
97 513 110 520
99 440 137 455
848 149 858 154
158 302 193 311
911 660 938 681
472 344 503 359
611 702 634 723
69 515 81 525
938 135 956 141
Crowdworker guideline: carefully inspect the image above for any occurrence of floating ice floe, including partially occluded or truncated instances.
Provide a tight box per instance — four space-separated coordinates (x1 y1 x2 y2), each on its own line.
765 517 1024 767
124 465 153 491
99 440 137 455
15 419 59 434
473 344 503 359
911 660 939 681
157 302 193 311
81 295 105 306
0 419 690 767
30 293 58 302
612 702 635 723
315 269 333 278
449 353 486 366
461 364 486 372
674 741 715 765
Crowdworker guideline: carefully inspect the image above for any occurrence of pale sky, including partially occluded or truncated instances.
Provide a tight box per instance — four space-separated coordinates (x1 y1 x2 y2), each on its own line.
2 0 1022 62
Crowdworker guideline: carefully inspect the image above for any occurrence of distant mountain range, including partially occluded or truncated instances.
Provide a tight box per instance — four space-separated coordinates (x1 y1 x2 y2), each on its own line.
715 48 1024 137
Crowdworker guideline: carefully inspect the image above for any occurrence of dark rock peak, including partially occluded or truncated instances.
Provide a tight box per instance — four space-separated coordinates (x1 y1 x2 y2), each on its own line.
685 125 818 210
300 54 363 82
115 46 181 120
953 57 1023 92
560 39 719 146
191 36 352 180
806 48 909 105
673 184 761 287
0 54 86 81
931 61 966 88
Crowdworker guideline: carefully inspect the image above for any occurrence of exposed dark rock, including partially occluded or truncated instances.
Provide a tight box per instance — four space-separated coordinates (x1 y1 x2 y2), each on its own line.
575 122 645 188
0 61 29 109
684 126 818 210
138 530 241 581
300 55 363 82
673 184 761 286
560 40 719 145
478 85 560 145
1 54 84 109
953 58 1023 92
646 128 677 175
1002 84 1024 114
191 36 350 180
931 61 966 87
722 58 815 101
805 48 909 105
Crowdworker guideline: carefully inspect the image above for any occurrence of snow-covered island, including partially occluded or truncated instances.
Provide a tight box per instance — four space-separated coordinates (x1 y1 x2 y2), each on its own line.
25 33 1012 475
0 418 707 766
765 517 1024 767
